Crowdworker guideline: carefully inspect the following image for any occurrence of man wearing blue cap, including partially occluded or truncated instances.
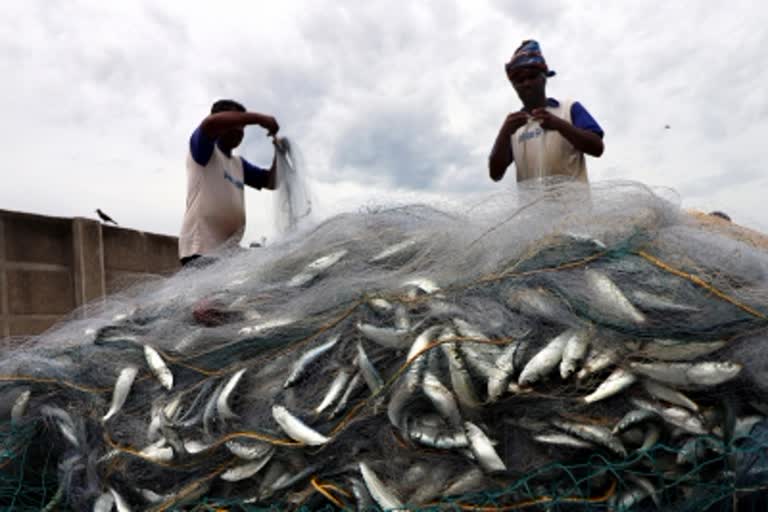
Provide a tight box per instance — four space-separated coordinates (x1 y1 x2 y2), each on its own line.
489 40 604 183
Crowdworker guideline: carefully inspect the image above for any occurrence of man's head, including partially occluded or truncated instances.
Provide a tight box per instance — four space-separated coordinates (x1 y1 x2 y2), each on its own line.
211 99 246 150
505 40 555 106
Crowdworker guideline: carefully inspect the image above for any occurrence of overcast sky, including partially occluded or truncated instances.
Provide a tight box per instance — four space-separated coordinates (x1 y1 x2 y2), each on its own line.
2 1 767 247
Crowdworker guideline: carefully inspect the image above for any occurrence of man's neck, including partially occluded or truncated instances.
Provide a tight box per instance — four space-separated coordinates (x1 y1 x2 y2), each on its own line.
522 96 548 112
216 141 233 158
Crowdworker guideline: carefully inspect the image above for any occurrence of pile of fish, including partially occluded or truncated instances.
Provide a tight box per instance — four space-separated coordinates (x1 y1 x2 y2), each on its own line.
2 181 768 511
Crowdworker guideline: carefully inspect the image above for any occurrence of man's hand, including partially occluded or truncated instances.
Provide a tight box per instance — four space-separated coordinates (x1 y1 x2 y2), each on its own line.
501 112 530 135
260 116 280 136
531 108 566 131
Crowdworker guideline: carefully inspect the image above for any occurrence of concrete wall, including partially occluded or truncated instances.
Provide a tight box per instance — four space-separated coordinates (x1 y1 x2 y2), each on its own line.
0 209 179 339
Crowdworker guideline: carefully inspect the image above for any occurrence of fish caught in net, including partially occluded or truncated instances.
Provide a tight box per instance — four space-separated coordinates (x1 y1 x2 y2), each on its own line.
2 180 768 511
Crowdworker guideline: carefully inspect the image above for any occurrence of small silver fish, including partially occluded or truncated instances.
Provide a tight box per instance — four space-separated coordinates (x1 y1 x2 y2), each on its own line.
533 432 595 449
518 330 570 386
272 405 329 445
143 345 173 390
638 339 727 361
464 421 506 472
422 371 462 428
629 361 742 389
330 372 364 419
11 389 31 424
559 328 590 379
93 492 115 512
102 366 138 423
487 341 520 402
613 409 657 434
369 239 418 263
441 331 482 408
642 379 699 412
283 334 340 389
359 462 404 511
356 322 410 349
226 439 273 460
315 367 352 414
217 368 246 420
631 398 707 435
109 487 132 512
356 342 384 393
220 448 274 482
582 368 637 404
584 269 645 325
551 418 627 457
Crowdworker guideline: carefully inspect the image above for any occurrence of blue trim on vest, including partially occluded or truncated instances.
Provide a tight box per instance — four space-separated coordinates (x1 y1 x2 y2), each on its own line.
223 170 244 190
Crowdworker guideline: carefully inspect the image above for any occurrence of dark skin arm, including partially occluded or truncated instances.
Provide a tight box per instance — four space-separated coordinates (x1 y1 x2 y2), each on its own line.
200 111 280 139
489 112 530 181
531 108 604 157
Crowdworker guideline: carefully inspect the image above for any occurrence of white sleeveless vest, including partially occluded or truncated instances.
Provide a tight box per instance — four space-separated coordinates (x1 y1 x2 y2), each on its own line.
510 99 589 183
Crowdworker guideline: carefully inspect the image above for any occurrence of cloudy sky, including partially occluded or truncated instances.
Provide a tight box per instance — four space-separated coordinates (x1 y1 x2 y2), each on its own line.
2 1 767 247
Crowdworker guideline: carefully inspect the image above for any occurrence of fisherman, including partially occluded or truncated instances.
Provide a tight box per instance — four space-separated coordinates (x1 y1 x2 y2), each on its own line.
179 99 281 267
488 40 605 183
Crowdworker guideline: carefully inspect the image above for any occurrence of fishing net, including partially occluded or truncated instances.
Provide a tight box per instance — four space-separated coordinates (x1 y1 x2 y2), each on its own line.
2 173 768 511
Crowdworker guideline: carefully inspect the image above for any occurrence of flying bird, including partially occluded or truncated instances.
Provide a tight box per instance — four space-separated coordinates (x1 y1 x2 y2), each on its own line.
96 209 118 225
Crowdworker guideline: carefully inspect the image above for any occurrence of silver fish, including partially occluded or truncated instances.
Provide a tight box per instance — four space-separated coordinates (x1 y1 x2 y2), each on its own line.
184 440 212 454
518 330 570 386
356 322 410 349
330 372 364 419
109 487 132 512
283 334 340 389
359 462 404 511
642 379 699 412
584 269 645 325
139 439 173 462
40 407 76 434
356 342 384 393
422 371 462 428
533 432 595 449
11 389 31 424
217 368 247 420
582 368 637 404
638 339 727 361
315 367 352 414
239 316 295 336
368 297 394 313
487 340 520 402
272 405 329 445
93 492 115 512
551 419 627 457
144 345 173 390
464 421 506 472
220 448 274 482
288 249 348 287
370 239 418 263
613 409 657 434
559 328 590 379
441 331 482 408
203 381 225 436
631 398 707 435
102 366 138 423
226 439 272 460
576 345 621 381
639 423 661 451
630 290 701 313
629 361 742 389
443 468 486 497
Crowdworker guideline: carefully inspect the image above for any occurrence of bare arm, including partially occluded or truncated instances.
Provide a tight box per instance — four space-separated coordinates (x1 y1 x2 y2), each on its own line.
200 111 279 139
489 112 530 181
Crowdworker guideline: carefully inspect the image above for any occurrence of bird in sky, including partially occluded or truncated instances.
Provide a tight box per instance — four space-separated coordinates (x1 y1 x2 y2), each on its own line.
96 209 118 225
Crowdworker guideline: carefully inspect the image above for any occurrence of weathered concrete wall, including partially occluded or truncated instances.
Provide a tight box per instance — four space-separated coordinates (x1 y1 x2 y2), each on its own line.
0 209 179 338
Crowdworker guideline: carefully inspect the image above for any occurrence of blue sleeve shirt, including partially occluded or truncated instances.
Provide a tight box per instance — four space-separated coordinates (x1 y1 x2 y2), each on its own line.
189 126 270 189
